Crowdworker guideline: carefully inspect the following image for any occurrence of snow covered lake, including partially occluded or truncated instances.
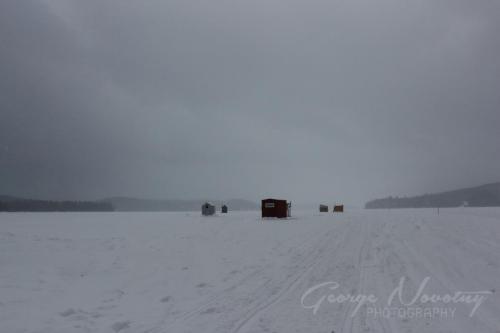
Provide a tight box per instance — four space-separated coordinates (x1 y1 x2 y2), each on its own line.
1 209 499 333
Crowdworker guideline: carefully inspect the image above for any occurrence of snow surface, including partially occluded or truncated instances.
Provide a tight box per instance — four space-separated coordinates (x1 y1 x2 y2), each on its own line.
1 208 499 333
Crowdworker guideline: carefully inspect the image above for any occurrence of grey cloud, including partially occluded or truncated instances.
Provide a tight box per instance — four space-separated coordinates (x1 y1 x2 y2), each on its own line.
1 0 499 204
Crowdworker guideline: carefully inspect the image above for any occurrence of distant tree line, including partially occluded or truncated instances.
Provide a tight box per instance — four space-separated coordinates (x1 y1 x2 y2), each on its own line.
0 199 114 212
365 183 500 209
365 195 465 209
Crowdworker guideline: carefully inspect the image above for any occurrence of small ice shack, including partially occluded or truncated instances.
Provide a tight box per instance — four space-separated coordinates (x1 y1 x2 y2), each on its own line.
261 198 291 218
319 204 328 212
202 202 215 216
221 204 228 213
333 204 344 212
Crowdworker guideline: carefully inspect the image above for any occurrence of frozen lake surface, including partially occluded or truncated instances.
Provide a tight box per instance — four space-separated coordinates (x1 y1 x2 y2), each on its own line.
1 208 499 332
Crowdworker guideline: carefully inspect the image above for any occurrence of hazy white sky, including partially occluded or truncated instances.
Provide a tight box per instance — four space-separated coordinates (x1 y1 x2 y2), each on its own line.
1 0 499 205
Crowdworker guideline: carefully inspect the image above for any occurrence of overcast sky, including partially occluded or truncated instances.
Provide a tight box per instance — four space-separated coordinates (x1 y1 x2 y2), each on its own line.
1 0 499 205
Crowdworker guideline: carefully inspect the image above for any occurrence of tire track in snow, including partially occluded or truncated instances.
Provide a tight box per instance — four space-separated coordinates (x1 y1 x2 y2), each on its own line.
338 218 372 333
230 226 346 333
147 224 342 333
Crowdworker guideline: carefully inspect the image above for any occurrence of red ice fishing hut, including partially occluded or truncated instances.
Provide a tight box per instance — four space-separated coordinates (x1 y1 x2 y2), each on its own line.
261 198 291 218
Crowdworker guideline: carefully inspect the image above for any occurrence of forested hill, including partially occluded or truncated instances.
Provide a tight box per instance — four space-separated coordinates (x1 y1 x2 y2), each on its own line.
0 196 258 212
101 197 258 211
365 182 500 209
0 196 114 212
